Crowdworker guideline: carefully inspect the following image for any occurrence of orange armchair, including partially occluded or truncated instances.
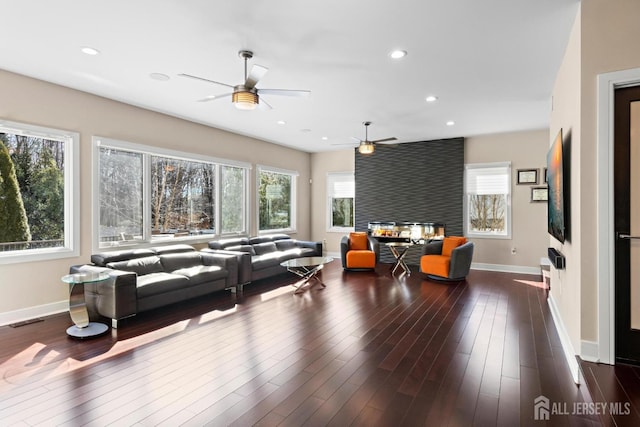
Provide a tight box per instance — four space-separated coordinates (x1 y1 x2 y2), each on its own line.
340 232 380 271
420 236 474 281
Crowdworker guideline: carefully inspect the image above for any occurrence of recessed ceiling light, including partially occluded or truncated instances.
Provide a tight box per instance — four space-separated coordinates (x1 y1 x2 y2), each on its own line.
446 121 455 126
277 120 286 125
389 50 407 59
80 46 100 56
149 73 170 81
426 95 438 103
321 136 328 141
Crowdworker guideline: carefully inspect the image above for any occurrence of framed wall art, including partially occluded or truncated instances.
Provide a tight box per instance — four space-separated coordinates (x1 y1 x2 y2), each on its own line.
531 186 548 202
517 168 538 184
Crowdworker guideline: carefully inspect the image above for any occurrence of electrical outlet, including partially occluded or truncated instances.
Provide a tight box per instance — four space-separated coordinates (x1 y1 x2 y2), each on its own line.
511 247 517 255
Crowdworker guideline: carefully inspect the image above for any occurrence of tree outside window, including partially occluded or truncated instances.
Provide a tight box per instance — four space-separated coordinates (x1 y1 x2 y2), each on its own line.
1 133 65 250
151 156 215 236
221 165 246 234
258 168 295 231
465 163 511 238
95 138 249 249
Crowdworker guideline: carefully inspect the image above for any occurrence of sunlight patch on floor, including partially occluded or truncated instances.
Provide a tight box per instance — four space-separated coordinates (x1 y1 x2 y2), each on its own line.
195 306 238 325
513 278 549 289
261 285 295 302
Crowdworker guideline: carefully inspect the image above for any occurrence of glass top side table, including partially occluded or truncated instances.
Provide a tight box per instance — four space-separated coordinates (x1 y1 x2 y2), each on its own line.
280 256 334 294
61 271 110 338
386 242 414 276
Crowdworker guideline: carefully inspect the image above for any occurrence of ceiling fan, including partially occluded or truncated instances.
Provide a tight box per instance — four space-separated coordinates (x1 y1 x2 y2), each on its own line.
178 50 310 110
335 121 398 154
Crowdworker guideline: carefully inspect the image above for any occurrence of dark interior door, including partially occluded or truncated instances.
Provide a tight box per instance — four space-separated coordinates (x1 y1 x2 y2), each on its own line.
615 85 640 364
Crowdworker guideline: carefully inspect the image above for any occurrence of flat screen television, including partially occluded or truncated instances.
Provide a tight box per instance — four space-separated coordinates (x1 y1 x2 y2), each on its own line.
547 129 566 243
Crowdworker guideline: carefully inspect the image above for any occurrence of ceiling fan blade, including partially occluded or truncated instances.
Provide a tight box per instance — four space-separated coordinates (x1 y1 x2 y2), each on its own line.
245 65 268 89
350 136 362 143
178 73 235 89
258 88 311 97
373 137 398 144
197 93 232 102
258 96 273 110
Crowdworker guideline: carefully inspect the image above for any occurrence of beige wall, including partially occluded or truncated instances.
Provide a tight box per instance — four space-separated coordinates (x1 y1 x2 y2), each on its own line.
0 70 311 316
579 0 640 343
550 0 640 351
310 149 355 254
549 6 582 352
465 129 549 269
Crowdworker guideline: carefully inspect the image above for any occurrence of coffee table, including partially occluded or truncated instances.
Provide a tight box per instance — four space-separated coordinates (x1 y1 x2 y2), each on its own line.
61 271 110 338
280 256 334 294
386 242 414 276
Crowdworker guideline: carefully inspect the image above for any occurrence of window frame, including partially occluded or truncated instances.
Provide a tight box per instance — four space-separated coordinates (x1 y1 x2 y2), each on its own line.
256 164 298 234
326 171 355 232
464 161 512 239
0 119 79 264
92 137 250 252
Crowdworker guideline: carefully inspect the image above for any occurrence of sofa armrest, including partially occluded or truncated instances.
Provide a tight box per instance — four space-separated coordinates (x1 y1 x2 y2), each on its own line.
295 239 323 256
449 242 474 279
367 236 381 262
200 251 239 288
202 248 252 285
69 264 137 322
340 235 350 269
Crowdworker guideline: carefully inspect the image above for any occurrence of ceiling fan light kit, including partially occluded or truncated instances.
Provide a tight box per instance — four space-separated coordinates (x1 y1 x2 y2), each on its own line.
232 88 258 110
358 142 375 155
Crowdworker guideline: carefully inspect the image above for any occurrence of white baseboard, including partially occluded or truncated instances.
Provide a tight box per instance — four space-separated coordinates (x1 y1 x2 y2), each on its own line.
547 292 580 384
581 340 600 363
471 262 541 275
0 300 68 327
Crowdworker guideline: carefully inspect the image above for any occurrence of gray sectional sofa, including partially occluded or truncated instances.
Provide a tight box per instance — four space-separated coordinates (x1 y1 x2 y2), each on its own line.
71 244 239 328
204 234 323 287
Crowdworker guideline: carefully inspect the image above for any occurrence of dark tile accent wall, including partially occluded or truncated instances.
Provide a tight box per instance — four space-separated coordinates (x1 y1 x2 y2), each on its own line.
355 138 464 265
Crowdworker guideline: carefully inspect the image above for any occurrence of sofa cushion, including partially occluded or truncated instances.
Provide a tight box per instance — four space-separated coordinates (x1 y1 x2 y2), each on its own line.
152 244 195 255
253 242 278 255
275 239 297 251
421 254 450 277
208 237 249 250
107 256 164 276
172 265 227 285
442 237 467 257
251 252 282 270
349 232 369 250
249 236 271 245
226 244 256 255
278 247 304 261
136 272 191 298
92 249 155 267
159 252 203 271
268 233 291 241
346 250 376 269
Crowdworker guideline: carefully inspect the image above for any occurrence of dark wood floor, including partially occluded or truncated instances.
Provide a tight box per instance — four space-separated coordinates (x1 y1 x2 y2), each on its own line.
0 261 603 426
579 359 640 427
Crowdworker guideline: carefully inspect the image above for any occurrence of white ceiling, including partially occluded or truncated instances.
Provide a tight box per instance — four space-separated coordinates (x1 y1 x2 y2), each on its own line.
0 0 580 153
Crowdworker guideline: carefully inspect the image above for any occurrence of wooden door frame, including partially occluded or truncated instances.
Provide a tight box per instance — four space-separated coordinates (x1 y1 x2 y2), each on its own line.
597 67 640 364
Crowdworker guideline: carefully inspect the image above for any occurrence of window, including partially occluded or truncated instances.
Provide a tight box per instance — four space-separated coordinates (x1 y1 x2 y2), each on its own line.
327 172 354 231
220 165 246 234
257 165 297 232
464 162 511 239
94 137 248 249
0 120 79 264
